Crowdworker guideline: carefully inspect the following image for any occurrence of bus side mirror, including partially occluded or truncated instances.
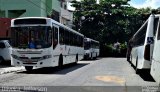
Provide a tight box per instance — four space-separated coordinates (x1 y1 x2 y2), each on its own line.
0 43 6 49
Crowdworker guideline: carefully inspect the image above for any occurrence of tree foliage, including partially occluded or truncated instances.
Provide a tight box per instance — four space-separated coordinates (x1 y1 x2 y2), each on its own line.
71 0 152 43
71 0 156 56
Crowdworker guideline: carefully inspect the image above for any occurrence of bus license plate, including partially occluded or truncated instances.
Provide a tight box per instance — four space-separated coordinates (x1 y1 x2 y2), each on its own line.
27 61 32 63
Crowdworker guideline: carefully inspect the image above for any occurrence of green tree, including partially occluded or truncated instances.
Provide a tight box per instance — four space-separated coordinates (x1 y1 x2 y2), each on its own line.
71 0 152 56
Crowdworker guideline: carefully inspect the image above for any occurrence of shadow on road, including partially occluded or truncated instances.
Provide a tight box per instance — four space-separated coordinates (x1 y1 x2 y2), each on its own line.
81 57 102 61
138 70 155 82
0 61 12 68
127 60 155 82
17 63 89 74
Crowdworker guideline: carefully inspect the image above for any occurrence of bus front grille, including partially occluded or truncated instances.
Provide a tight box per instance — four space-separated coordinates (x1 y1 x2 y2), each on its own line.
19 57 42 62
23 63 37 64
17 51 42 54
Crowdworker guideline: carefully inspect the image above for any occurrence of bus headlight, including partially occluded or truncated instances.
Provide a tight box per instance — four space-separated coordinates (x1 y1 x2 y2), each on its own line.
11 54 19 59
43 55 52 59
85 52 89 55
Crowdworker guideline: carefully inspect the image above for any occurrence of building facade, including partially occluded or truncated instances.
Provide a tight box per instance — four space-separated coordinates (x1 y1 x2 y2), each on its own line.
0 0 73 27
0 0 61 21
60 0 74 28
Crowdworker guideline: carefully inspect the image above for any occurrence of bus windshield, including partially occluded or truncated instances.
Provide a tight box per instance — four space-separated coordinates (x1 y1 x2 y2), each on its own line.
84 41 91 50
11 26 52 49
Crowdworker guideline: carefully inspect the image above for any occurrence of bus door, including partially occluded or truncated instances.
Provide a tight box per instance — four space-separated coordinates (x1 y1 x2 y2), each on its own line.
52 24 59 49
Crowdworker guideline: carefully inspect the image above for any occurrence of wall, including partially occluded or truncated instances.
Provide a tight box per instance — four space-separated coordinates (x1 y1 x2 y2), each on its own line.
0 18 11 38
0 0 47 18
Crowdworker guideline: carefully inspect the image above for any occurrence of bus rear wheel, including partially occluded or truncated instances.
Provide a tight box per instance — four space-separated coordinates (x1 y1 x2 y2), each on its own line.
58 55 63 69
75 54 78 64
135 57 140 74
0 57 3 64
130 54 134 67
96 53 97 58
25 66 33 72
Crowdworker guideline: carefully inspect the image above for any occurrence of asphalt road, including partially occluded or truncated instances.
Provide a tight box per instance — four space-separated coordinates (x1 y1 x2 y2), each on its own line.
0 58 159 92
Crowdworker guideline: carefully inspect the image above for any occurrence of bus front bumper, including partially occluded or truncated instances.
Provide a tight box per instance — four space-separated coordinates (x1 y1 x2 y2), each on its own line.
11 57 58 67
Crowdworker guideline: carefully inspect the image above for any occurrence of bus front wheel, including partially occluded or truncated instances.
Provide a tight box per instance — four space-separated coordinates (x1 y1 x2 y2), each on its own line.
25 66 33 72
94 53 97 59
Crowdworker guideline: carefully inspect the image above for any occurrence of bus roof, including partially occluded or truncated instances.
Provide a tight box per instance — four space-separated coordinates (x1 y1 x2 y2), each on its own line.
51 19 84 37
130 14 160 41
155 14 160 17
11 17 84 37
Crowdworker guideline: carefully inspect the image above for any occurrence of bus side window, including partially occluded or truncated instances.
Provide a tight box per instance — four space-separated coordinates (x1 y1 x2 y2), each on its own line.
133 22 148 47
157 22 160 40
59 27 65 45
48 27 52 46
153 18 159 36
64 29 69 45
53 26 58 49
80 37 83 47
70 32 73 46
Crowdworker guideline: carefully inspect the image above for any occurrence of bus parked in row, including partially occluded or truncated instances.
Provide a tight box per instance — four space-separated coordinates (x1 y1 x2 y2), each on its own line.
150 15 160 84
127 14 159 74
10 17 84 71
84 38 99 59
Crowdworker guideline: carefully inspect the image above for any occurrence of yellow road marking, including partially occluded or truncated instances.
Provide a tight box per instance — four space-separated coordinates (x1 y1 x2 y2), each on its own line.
95 75 125 85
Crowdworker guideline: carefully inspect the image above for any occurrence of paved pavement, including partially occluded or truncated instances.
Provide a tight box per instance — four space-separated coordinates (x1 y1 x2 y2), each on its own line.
0 58 159 92
0 66 24 74
0 62 24 74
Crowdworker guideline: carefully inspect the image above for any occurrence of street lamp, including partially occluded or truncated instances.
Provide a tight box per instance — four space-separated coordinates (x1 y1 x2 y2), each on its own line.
78 16 94 31
81 16 85 20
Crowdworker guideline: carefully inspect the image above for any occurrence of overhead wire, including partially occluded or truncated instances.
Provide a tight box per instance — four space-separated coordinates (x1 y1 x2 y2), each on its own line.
25 0 52 15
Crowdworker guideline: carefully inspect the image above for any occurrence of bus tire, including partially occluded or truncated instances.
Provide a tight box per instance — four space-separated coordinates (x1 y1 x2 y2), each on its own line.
130 54 134 67
25 66 33 72
96 53 97 58
130 54 132 63
135 57 140 74
0 56 4 64
75 54 78 64
58 54 63 69
91 53 93 60
93 53 97 60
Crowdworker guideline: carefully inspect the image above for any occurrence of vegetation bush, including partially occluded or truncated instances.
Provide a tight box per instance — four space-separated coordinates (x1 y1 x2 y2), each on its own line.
100 42 127 57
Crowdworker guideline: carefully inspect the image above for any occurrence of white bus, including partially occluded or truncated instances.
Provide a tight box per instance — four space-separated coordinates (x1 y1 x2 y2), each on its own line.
150 15 160 84
84 38 99 59
129 14 159 74
10 17 84 71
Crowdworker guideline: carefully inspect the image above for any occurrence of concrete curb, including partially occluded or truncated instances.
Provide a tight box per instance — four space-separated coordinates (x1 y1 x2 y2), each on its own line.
0 66 25 75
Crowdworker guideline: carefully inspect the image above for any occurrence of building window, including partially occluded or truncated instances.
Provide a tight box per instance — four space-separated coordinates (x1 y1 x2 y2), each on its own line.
50 10 60 22
64 3 67 10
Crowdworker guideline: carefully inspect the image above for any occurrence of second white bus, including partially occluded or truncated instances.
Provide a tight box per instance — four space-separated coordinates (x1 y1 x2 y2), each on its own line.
84 38 100 59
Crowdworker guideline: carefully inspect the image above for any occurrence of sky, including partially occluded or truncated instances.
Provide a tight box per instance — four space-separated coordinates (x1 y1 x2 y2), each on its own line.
129 0 160 9
68 0 160 11
67 0 99 11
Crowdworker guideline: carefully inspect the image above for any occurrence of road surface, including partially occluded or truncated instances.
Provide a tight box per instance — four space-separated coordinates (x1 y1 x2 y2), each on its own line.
0 58 159 92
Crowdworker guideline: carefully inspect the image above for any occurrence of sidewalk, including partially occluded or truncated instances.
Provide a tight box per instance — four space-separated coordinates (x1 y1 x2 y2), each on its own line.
0 65 25 74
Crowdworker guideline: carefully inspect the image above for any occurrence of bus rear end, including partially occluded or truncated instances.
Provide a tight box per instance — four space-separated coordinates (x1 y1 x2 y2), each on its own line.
150 15 160 84
130 14 159 73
